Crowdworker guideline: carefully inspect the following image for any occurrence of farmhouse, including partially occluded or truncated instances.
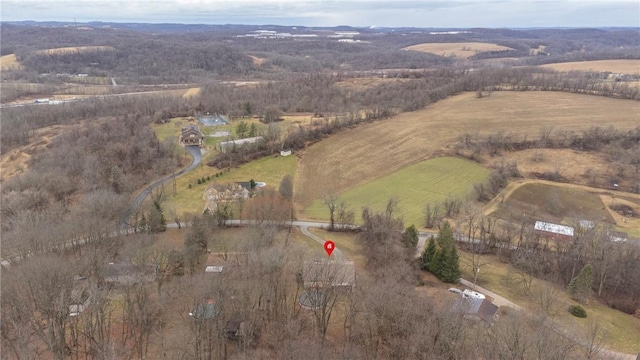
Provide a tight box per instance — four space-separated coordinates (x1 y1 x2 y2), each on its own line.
203 182 250 212
216 136 264 153
179 125 203 146
534 221 574 242
302 260 356 289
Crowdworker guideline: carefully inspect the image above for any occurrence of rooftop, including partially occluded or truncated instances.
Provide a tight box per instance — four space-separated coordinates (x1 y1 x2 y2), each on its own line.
534 221 574 237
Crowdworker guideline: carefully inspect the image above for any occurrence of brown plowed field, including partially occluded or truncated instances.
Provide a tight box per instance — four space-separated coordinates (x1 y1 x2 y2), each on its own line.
294 91 640 209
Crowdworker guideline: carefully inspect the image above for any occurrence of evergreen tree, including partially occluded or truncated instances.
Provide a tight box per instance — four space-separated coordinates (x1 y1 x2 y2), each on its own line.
439 245 461 283
148 200 167 233
402 224 419 250
568 264 593 303
249 123 258 137
421 221 460 283
421 236 437 270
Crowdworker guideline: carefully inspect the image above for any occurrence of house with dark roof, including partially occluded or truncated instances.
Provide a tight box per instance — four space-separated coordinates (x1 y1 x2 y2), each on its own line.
450 297 498 323
179 125 203 146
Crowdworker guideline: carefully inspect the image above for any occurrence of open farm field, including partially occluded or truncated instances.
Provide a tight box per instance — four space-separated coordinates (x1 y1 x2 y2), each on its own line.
457 250 640 354
303 157 488 227
295 91 640 211
540 59 640 74
490 182 614 225
182 87 201 98
34 46 115 55
490 149 613 186
403 42 514 58
486 179 640 238
0 54 22 70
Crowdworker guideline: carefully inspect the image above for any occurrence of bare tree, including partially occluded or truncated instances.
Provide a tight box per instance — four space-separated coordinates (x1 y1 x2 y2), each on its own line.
324 192 338 231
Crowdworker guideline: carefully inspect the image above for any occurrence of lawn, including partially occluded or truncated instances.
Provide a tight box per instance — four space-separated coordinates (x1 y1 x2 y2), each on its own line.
457 250 640 354
163 153 297 216
302 157 489 228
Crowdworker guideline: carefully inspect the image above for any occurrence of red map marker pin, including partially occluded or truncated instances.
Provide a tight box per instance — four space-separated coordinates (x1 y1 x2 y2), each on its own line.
324 240 335 257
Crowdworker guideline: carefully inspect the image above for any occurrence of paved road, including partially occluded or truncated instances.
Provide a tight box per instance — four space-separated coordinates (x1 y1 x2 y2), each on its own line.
121 145 202 229
299 225 347 261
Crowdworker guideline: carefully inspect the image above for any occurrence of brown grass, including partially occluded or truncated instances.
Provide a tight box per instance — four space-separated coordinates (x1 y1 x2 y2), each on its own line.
182 87 201 98
492 149 612 185
336 77 414 90
294 91 640 210
490 182 614 225
248 55 265 66
0 124 71 181
483 179 640 238
35 46 115 55
404 42 514 58
540 60 640 74
457 250 640 354
0 54 22 70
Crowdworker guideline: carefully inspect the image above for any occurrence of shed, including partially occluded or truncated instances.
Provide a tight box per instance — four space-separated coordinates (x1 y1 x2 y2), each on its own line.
451 297 498 323
534 221 574 242
280 149 292 156
216 136 264 153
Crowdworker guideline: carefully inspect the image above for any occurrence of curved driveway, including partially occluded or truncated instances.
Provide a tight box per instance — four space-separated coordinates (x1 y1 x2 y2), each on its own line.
121 145 202 228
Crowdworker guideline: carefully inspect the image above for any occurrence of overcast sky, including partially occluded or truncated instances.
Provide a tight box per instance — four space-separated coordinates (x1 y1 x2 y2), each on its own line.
2 0 639 28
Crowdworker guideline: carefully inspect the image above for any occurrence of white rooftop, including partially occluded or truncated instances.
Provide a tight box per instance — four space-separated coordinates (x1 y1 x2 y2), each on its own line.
534 221 574 237
205 265 224 273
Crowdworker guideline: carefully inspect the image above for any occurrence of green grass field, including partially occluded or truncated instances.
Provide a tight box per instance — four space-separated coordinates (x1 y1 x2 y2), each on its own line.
302 157 489 228
163 154 297 216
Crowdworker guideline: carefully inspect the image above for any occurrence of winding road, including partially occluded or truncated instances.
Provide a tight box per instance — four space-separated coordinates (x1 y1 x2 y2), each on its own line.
120 145 202 228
